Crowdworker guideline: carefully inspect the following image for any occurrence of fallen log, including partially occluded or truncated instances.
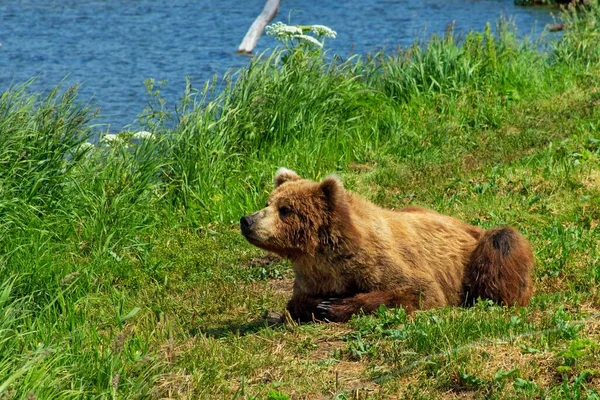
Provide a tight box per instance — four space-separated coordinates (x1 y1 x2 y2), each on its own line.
547 23 567 32
237 0 280 54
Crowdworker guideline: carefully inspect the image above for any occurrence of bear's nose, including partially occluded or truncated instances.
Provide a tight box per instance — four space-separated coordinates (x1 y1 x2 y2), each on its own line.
240 215 255 232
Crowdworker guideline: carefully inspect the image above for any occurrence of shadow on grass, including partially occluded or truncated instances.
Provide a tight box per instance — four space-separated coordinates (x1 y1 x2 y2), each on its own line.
192 313 284 338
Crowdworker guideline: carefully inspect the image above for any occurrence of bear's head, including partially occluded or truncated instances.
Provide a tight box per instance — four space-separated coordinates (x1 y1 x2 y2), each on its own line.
240 168 353 258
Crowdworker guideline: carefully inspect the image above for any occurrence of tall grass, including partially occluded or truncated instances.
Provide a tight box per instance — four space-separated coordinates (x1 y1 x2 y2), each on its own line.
158 18 556 224
0 6 599 396
1 12 594 232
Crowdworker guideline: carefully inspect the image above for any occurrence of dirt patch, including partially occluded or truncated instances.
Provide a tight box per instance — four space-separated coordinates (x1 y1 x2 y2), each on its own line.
312 339 346 361
349 162 376 173
328 361 381 398
248 252 282 267
269 278 294 296
583 169 600 191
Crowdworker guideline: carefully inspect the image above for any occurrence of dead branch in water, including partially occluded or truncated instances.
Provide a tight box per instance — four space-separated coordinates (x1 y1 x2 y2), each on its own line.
237 0 280 54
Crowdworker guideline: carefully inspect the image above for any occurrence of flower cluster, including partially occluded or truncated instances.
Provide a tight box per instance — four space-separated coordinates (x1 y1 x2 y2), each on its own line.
101 133 120 143
292 34 323 48
266 22 303 37
310 25 337 39
73 130 158 155
266 22 336 49
132 130 156 140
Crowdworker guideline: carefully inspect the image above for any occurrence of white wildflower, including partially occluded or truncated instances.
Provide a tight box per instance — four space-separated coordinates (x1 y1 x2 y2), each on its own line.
266 22 303 37
102 134 119 142
132 130 155 140
310 25 337 38
292 34 323 48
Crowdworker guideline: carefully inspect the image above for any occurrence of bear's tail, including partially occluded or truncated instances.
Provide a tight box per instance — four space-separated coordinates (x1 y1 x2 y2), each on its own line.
463 226 534 307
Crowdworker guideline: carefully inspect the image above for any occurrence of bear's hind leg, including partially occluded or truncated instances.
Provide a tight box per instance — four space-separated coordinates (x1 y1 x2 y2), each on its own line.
316 286 444 322
463 226 534 307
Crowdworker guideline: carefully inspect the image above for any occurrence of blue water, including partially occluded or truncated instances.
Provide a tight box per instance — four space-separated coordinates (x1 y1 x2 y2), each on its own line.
0 1 559 130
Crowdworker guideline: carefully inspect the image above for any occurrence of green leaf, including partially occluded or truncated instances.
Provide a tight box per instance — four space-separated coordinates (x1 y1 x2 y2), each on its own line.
120 306 141 323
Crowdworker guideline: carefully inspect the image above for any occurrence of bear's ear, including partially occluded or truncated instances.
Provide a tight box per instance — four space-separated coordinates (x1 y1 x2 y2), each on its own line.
319 175 345 208
274 167 301 188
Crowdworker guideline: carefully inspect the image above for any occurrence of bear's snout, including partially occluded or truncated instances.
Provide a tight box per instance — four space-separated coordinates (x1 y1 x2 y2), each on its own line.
240 214 256 235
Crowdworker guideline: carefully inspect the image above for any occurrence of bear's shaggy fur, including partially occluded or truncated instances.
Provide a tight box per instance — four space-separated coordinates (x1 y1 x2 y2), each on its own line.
240 168 534 322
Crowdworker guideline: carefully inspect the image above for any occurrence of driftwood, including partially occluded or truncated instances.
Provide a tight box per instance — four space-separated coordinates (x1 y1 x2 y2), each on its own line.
237 0 280 54
547 23 567 32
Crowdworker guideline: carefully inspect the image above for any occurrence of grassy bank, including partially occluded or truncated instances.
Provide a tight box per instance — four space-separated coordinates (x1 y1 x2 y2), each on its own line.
1 5 600 399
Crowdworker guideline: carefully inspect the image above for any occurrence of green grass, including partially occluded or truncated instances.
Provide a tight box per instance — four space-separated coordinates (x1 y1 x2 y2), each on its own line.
1 5 600 399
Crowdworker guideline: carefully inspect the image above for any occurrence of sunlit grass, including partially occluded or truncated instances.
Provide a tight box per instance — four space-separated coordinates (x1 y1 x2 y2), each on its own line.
1 4 600 398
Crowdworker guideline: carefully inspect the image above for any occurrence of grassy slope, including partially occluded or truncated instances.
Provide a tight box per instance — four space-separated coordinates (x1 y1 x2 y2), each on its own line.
145 83 600 400
1 7 600 400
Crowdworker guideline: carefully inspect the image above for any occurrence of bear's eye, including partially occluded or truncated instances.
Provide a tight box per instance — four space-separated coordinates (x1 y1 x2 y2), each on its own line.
278 206 292 218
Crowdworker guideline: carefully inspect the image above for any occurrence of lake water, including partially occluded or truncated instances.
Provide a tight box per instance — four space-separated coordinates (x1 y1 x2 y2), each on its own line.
0 0 560 131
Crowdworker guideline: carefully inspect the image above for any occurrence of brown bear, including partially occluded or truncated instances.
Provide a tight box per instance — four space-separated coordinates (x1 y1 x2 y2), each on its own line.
240 168 534 323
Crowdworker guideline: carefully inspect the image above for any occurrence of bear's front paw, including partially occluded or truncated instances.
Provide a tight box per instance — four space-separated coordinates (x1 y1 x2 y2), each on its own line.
315 297 354 322
315 298 338 319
